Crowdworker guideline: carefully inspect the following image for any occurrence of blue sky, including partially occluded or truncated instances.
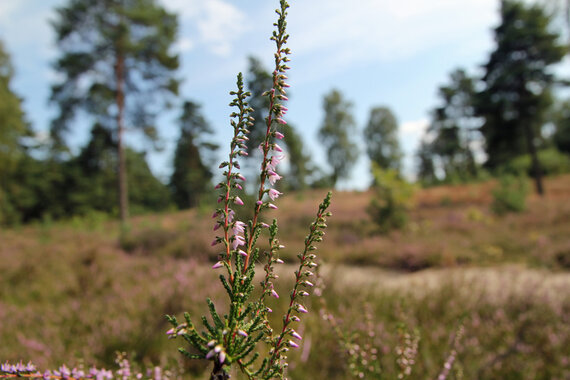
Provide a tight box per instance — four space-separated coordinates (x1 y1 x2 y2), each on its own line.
0 0 550 189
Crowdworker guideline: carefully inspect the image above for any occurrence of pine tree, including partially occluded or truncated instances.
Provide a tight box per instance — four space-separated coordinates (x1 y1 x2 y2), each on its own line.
50 0 180 223
476 0 565 194
169 100 218 209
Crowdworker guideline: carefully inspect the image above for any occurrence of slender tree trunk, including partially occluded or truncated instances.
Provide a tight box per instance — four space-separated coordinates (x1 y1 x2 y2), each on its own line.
115 52 129 223
523 121 544 196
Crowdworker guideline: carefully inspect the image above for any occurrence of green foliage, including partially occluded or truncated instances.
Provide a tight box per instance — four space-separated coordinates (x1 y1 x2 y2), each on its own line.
552 99 570 155
364 106 402 173
500 148 570 176
169 100 218 209
367 164 415 232
491 174 529 215
50 0 180 221
426 68 480 182
318 89 359 186
475 0 566 170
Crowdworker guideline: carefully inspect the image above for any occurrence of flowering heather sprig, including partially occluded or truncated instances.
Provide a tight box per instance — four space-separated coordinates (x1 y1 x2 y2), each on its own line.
0 354 173 380
165 1 333 379
396 324 420 379
259 192 332 379
437 323 465 380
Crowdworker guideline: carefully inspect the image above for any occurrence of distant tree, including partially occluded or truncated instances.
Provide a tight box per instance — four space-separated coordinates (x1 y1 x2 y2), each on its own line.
0 40 34 225
428 68 480 181
553 99 570 154
50 0 180 223
169 100 218 209
318 89 359 186
363 106 402 173
68 124 172 215
475 0 566 195
415 139 438 186
282 124 312 190
0 40 32 171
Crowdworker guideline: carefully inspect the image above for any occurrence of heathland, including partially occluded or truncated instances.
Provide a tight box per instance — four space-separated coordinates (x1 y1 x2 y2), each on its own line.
2 175 570 379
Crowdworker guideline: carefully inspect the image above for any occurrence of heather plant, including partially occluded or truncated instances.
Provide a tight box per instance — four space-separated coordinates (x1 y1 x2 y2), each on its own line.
165 1 332 379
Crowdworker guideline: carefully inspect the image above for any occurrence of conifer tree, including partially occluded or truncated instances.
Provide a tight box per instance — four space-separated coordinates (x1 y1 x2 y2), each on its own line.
50 0 180 223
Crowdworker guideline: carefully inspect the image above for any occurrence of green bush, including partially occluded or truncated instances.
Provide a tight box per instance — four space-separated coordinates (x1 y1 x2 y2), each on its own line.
500 148 570 176
367 164 415 232
491 174 529 215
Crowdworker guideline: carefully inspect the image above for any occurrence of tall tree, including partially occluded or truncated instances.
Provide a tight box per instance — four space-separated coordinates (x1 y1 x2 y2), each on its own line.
50 0 180 223
169 100 218 209
282 124 312 190
428 68 480 181
0 40 34 225
553 99 570 154
363 106 402 173
476 0 565 195
415 139 438 186
318 89 359 186
0 40 31 171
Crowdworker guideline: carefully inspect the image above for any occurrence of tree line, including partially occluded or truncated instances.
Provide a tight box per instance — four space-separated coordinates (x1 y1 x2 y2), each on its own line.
0 0 569 226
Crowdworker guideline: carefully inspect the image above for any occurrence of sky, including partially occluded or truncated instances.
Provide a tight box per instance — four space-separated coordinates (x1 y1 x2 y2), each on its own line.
0 0 563 189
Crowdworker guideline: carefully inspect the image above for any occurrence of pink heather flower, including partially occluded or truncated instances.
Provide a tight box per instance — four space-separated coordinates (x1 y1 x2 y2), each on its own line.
302 280 314 287
234 196 244 205
233 221 246 235
297 304 308 313
206 350 214 359
273 143 283 152
270 289 279 298
219 351 226 364
268 188 282 201
266 307 273 313
274 131 284 139
291 331 302 340
256 200 263 205
235 183 243 190
212 262 223 269
268 203 278 210
288 340 299 348
236 173 246 181
290 316 301 322
213 223 221 231
267 155 284 171
214 183 223 189
268 170 282 185
238 249 248 257
231 235 245 249
212 211 220 219
260 222 270 228
275 258 284 264
276 117 287 125
211 239 219 247
238 330 248 337
227 210 235 223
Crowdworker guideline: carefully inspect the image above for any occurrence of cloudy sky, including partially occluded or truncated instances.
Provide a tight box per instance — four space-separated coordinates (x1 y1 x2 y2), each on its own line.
0 0 553 189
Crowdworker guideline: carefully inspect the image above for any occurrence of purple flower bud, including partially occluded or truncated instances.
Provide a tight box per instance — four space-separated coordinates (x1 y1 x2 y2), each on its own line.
238 250 248 257
271 289 279 298
260 222 270 228
291 331 302 340
297 304 308 313
238 330 248 337
234 196 244 205
274 131 284 139
291 316 301 322
275 258 284 264
268 203 278 210
288 340 299 348
273 143 283 152
212 262 223 269
219 351 226 364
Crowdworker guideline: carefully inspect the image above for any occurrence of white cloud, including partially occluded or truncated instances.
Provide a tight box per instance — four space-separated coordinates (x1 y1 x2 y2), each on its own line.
401 118 429 139
163 0 249 57
288 0 498 73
